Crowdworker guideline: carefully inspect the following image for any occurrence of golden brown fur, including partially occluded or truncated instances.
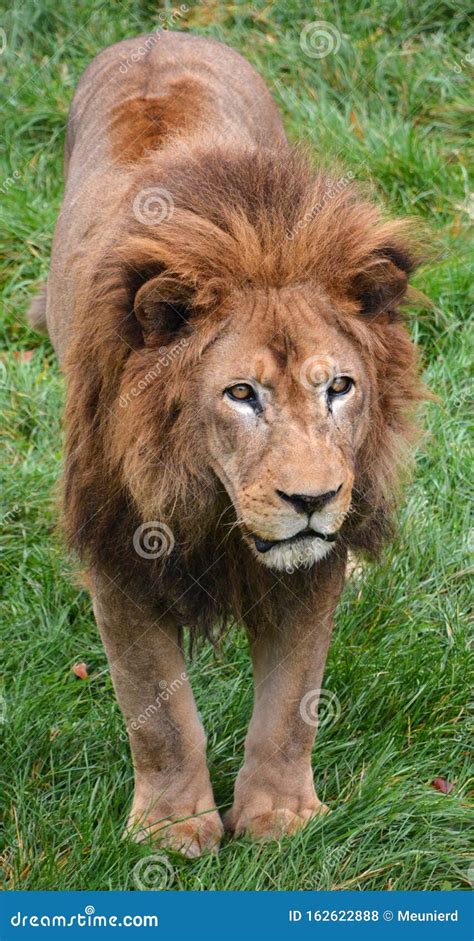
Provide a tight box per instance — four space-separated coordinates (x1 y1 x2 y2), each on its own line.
30 31 426 855
109 77 212 163
62 148 423 635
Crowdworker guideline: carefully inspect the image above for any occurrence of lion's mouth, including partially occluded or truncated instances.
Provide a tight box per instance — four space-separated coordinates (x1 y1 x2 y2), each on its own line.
253 527 338 554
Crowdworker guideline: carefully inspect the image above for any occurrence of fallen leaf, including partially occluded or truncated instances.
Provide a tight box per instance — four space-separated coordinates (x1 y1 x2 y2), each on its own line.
431 777 454 794
450 214 462 236
71 662 88 680
349 111 365 139
13 349 35 362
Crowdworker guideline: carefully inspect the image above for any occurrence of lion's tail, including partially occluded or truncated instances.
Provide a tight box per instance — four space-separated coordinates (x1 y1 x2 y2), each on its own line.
27 281 49 335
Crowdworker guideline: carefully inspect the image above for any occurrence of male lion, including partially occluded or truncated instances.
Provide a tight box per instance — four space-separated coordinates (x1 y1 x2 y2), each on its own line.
30 31 424 856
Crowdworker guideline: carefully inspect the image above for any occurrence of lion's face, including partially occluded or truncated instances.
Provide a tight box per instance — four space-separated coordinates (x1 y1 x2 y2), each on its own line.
199 286 370 572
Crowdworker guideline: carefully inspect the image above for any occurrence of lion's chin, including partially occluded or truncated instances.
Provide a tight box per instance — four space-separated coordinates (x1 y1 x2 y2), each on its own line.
254 536 334 573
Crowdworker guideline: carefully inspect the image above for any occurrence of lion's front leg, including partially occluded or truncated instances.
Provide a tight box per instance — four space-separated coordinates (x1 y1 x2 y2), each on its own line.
226 557 345 841
91 570 223 857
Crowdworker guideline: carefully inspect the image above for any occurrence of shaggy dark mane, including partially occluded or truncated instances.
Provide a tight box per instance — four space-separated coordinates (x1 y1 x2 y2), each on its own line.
62 144 425 636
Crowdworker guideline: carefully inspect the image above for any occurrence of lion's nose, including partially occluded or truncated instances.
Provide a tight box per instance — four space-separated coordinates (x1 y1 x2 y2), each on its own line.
276 485 342 515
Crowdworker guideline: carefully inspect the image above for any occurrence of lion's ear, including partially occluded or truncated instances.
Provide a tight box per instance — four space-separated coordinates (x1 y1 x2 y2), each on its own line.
134 274 194 343
352 244 416 321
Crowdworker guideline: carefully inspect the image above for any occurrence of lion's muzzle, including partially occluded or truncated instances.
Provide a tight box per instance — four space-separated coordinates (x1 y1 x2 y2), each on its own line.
253 527 338 554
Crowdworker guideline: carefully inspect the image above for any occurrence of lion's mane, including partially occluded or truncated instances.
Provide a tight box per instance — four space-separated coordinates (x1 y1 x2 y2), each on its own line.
63 145 425 636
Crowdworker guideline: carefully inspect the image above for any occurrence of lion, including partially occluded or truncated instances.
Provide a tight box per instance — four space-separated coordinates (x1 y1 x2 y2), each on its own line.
29 31 425 856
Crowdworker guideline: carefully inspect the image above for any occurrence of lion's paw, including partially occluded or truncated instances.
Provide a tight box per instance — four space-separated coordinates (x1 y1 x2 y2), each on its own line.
225 799 329 841
126 809 224 858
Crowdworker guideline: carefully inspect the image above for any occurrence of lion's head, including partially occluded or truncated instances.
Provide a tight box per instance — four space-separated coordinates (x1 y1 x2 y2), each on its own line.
174 284 362 572
64 146 424 583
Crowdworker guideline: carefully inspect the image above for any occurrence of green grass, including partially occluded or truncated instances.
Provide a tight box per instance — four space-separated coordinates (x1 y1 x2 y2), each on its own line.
0 0 472 892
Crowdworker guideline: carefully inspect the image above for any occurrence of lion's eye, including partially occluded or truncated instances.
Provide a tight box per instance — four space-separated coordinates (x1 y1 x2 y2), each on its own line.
226 383 256 402
327 376 353 397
